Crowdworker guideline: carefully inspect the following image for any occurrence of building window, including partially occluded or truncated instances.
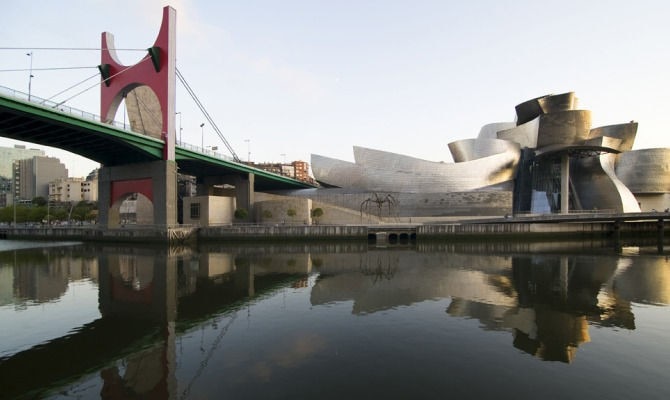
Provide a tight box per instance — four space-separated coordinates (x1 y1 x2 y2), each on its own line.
190 203 200 219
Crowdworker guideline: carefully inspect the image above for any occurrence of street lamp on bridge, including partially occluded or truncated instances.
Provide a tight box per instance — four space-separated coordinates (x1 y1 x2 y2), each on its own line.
176 112 183 143
245 139 251 163
26 51 34 101
200 123 205 150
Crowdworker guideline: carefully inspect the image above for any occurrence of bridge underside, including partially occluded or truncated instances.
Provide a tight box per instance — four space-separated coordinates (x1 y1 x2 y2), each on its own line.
1 93 316 227
0 95 162 166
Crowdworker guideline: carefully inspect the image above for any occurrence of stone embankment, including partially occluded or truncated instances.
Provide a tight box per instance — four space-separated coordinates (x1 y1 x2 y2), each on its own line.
0 213 668 244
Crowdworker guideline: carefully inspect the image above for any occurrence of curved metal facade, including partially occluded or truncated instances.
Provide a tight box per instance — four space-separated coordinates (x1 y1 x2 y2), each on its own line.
515 92 578 125
312 144 519 194
589 122 637 152
448 138 519 163
616 149 670 193
478 122 516 139
572 153 641 213
310 92 669 215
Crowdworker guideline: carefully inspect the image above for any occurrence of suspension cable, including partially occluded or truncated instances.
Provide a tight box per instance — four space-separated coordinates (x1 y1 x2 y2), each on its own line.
42 72 102 103
0 46 147 51
176 68 241 162
0 66 99 72
53 56 151 107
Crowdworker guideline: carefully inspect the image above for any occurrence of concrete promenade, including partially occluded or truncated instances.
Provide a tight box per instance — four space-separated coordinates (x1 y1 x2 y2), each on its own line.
0 212 668 244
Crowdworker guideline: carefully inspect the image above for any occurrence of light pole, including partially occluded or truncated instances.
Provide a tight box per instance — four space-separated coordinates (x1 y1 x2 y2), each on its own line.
26 51 34 101
200 123 205 150
176 112 183 143
245 139 251 163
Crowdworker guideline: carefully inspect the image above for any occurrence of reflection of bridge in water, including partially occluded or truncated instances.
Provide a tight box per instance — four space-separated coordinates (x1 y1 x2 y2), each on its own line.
0 245 311 399
1 242 669 397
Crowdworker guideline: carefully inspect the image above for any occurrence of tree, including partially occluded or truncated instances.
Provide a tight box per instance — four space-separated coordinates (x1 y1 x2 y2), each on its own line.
71 201 96 222
234 208 248 220
28 206 46 222
286 208 296 221
0 206 13 223
311 208 324 224
32 197 47 207
262 209 273 220
14 205 30 223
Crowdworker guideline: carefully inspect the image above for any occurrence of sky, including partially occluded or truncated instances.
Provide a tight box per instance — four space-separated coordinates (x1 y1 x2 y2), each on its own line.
1 0 670 178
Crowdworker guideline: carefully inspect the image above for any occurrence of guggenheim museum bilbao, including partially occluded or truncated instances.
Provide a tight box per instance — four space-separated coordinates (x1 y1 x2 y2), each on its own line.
292 92 670 219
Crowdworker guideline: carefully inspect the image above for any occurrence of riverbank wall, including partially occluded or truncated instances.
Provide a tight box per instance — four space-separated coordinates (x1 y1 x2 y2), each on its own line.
0 217 667 244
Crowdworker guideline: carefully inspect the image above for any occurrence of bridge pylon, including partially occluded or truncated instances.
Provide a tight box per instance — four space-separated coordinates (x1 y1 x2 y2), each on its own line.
97 6 178 228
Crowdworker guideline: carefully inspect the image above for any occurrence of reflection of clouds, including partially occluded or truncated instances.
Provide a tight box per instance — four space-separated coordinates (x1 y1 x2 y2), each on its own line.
251 332 327 382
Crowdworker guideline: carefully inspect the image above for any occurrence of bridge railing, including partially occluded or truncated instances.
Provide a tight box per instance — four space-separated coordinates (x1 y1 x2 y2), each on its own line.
176 140 235 162
1 84 241 160
0 84 130 131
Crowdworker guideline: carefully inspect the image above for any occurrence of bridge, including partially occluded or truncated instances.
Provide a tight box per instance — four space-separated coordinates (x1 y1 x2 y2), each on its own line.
0 86 314 191
0 6 316 229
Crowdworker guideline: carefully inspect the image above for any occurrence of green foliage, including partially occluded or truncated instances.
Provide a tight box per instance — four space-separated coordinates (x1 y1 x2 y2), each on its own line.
28 206 46 222
286 208 296 218
311 258 323 267
310 207 324 224
50 207 68 221
70 201 97 221
0 205 31 223
0 201 98 224
234 208 248 220
32 197 47 207
262 209 273 219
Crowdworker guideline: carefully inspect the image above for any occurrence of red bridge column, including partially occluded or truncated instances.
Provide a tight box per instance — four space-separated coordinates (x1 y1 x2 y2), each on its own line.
100 6 176 161
98 161 178 228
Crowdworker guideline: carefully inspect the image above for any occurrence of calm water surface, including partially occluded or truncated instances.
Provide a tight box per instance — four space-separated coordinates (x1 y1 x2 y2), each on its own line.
0 239 669 399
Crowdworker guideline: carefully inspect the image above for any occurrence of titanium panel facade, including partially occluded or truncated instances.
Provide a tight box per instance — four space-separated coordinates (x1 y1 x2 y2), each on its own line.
313 143 519 194
589 122 637 152
477 122 516 140
448 138 520 163
308 91 669 216
616 149 670 193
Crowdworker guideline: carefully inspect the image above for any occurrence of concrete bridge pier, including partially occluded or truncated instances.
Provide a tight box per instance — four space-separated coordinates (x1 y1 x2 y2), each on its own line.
235 173 255 215
196 172 255 217
98 160 178 228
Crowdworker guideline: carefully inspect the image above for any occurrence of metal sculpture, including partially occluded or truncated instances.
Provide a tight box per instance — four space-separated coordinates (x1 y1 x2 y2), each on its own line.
360 193 398 219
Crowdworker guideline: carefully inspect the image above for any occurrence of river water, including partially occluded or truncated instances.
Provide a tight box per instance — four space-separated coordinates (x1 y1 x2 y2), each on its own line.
0 238 669 399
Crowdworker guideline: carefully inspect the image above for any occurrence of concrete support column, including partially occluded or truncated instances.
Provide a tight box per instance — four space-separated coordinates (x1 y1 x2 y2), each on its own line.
98 167 112 227
561 153 570 214
97 160 178 228
234 172 255 215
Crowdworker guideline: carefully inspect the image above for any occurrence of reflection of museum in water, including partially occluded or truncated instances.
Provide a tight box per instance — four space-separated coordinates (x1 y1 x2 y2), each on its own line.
2 243 668 391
